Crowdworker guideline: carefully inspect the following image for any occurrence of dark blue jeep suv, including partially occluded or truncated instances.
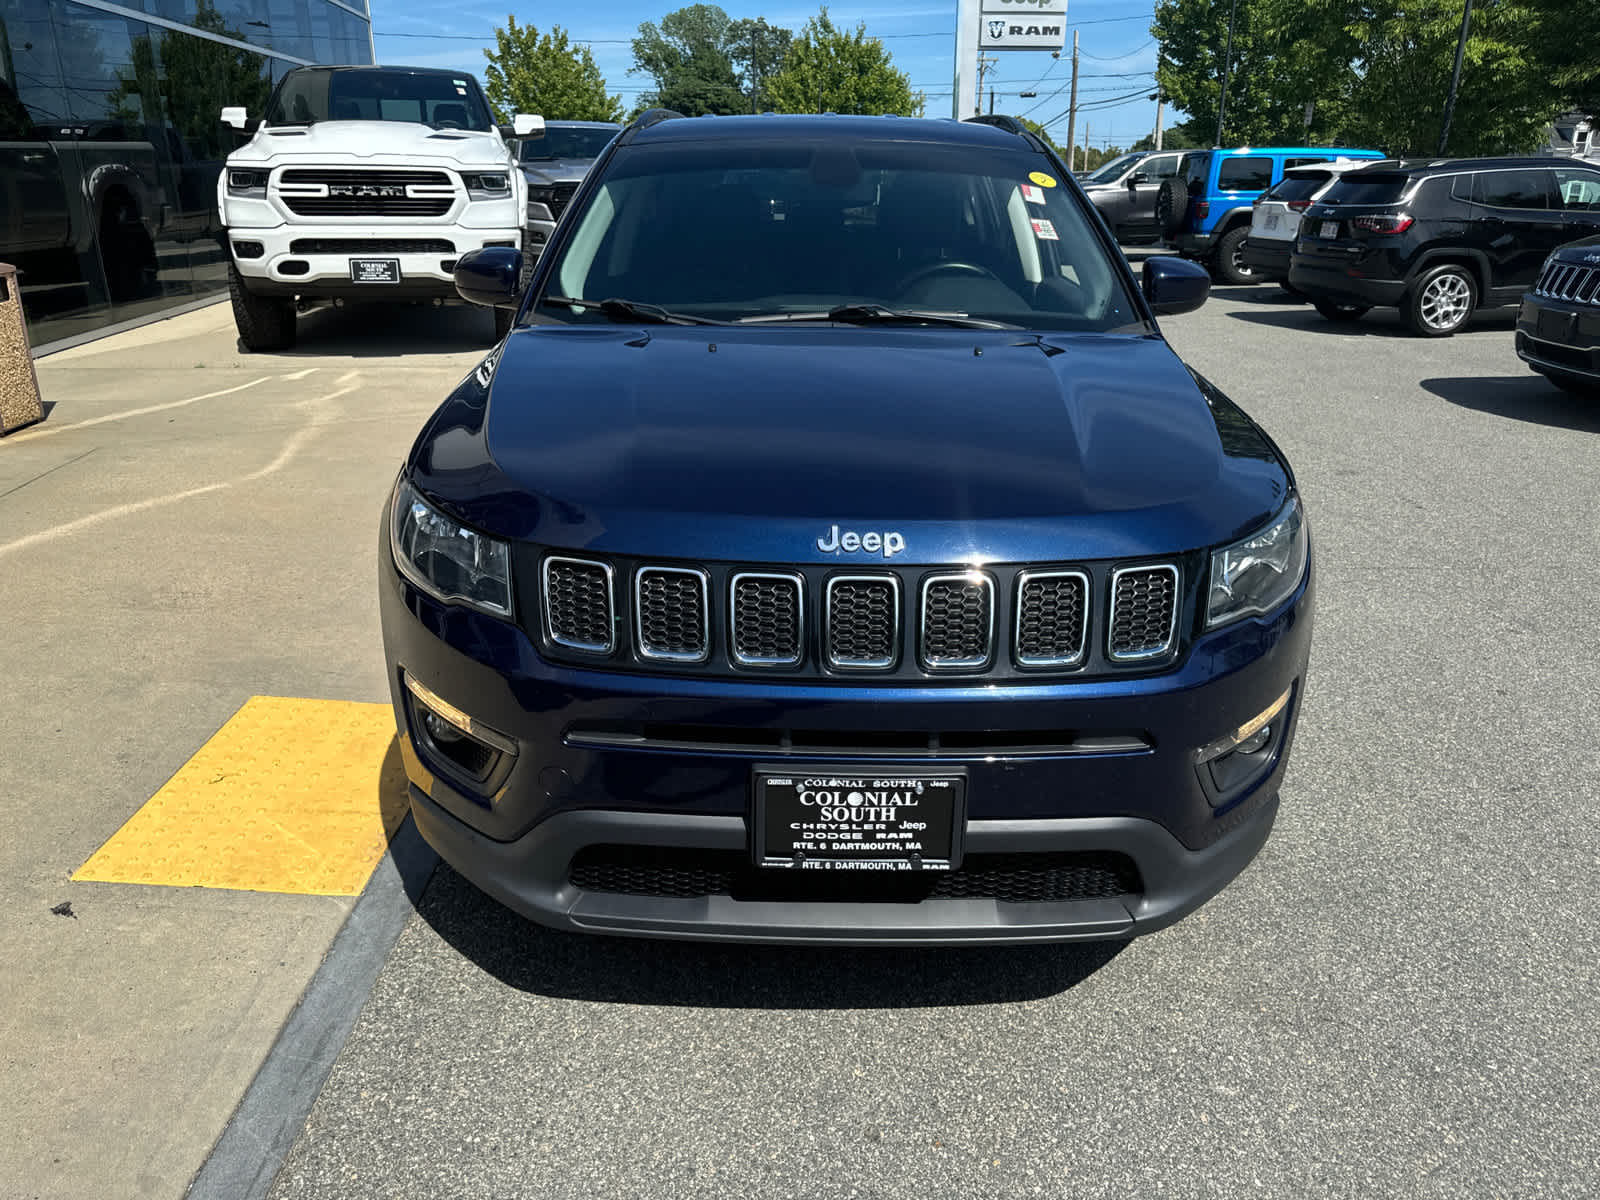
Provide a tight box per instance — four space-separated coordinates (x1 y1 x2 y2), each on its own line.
379 111 1315 945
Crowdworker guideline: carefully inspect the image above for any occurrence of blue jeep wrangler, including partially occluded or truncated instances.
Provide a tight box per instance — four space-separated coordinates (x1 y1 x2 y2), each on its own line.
1158 146 1386 284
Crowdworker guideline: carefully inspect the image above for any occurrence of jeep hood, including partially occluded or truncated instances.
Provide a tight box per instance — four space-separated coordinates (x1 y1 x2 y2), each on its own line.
228 121 512 168
410 326 1292 564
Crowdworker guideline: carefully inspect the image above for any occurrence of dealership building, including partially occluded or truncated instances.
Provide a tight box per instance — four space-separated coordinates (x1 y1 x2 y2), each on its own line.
1 0 373 348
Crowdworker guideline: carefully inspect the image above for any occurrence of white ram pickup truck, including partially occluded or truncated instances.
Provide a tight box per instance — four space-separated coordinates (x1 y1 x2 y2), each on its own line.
218 65 540 351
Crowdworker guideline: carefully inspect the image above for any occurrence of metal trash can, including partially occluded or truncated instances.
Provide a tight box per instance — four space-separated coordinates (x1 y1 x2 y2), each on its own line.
0 262 46 436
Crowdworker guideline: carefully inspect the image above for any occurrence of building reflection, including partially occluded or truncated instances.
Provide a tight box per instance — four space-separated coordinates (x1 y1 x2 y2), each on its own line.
1 0 372 346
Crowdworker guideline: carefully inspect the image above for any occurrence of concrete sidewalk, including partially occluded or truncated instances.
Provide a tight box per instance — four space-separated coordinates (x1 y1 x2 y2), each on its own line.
0 300 491 1199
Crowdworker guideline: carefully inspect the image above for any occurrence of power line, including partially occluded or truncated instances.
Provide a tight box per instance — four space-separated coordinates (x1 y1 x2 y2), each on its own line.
1077 38 1155 62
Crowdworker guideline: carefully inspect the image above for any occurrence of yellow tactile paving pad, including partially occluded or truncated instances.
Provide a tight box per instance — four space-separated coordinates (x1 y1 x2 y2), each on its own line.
74 697 409 896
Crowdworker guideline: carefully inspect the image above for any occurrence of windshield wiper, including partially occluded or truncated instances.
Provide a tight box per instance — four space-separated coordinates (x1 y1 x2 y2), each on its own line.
738 303 1017 330
543 296 723 326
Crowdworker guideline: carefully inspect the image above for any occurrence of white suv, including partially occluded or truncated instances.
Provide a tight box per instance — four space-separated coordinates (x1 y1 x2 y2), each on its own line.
218 65 540 351
1241 159 1375 292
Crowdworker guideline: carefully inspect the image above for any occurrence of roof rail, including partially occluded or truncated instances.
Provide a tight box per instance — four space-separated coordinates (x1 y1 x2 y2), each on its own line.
621 107 686 141
964 114 1030 137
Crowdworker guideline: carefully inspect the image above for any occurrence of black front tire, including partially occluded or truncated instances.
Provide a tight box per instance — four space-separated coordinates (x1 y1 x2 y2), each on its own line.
1403 264 1477 337
229 263 296 352
1312 299 1370 323
1210 225 1255 285
1278 281 1304 299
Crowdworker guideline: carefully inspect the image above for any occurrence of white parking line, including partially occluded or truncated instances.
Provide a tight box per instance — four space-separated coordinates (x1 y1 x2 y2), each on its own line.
11 376 275 442
0 378 361 561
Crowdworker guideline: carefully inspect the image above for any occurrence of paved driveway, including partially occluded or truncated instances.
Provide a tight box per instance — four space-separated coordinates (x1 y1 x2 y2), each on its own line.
259 282 1600 1198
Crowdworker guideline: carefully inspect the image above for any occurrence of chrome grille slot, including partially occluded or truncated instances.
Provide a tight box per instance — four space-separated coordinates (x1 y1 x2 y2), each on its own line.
543 557 614 653
920 573 994 668
1108 565 1179 662
825 576 900 669
1537 261 1600 305
731 573 803 666
276 168 456 217
635 567 709 662
1015 570 1089 666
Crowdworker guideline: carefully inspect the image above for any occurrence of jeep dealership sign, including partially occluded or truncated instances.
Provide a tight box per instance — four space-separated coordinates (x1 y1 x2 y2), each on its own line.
978 0 1066 51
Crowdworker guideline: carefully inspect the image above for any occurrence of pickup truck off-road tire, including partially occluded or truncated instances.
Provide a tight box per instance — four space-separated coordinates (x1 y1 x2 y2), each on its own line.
1154 177 1189 238
229 263 296 352
493 305 515 342
1210 225 1255 286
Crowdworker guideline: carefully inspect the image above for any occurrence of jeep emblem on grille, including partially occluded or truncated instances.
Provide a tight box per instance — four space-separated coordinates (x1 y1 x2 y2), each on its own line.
816 525 905 557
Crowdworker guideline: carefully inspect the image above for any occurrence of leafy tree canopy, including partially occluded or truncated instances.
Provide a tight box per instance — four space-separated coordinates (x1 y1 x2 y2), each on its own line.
765 8 922 117
483 17 623 123
630 4 747 116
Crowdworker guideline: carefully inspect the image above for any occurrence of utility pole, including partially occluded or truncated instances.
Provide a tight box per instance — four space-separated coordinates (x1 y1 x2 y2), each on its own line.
1064 29 1080 172
1084 120 1091 170
1154 94 1164 151
1216 0 1238 146
1438 0 1474 155
975 53 998 116
989 86 995 115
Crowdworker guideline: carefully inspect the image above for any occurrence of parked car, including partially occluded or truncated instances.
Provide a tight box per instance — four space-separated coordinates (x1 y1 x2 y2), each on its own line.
1516 234 1600 393
1241 160 1377 291
381 110 1316 946
519 120 622 261
1290 157 1600 336
218 65 540 351
1080 149 1185 244
1157 145 1387 284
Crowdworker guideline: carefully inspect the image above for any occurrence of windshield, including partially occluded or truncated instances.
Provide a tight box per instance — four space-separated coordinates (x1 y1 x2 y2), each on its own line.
266 69 493 131
1082 152 1143 184
523 127 620 162
539 140 1143 332
1320 174 1410 206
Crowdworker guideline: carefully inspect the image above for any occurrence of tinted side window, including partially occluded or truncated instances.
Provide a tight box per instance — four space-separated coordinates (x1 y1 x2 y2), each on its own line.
1282 157 1330 170
1475 169 1556 209
1183 152 1211 193
1554 167 1600 211
1145 153 1182 180
1269 173 1331 202
1217 156 1272 192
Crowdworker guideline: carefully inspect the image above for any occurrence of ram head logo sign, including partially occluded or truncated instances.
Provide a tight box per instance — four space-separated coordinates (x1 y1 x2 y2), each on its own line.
987 19 1005 38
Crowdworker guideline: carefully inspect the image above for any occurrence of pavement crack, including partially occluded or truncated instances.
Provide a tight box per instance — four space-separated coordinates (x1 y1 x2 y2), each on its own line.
0 448 98 501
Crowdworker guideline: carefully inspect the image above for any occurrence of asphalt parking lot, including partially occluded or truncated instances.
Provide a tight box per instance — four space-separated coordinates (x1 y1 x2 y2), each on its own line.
8 272 1600 1198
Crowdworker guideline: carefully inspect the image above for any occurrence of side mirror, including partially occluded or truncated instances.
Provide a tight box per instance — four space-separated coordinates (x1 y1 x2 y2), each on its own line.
1142 255 1210 316
1129 171 1149 186
510 113 544 138
455 246 524 308
220 106 247 130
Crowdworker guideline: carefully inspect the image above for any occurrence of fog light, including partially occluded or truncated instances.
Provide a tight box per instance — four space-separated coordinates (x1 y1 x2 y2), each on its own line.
403 674 515 785
1194 687 1292 765
1236 725 1272 755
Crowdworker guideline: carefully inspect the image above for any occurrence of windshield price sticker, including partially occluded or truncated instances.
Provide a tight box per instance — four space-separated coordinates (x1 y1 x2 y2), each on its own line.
1030 218 1059 241
756 771 963 870
1028 171 1057 188
1020 183 1047 205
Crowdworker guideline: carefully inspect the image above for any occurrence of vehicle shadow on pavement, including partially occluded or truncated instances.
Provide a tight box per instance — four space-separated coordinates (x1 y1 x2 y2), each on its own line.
414 865 1126 1008
258 302 499 358
1225 306 1517 338
1420 375 1600 433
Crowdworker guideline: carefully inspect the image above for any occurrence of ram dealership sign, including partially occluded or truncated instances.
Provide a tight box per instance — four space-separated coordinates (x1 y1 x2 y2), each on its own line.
979 0 1067 51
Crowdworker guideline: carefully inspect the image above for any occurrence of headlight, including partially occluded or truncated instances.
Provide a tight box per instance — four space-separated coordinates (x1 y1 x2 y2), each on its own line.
1207 497 1308 628
227 169 267 194
390 479 512 616
465 172 511 200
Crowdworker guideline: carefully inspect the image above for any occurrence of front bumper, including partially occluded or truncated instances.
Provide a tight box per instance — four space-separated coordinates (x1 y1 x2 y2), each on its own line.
1241 237 1292 280
381 542 1314 944
228 223 521 299
1516 295 1600 384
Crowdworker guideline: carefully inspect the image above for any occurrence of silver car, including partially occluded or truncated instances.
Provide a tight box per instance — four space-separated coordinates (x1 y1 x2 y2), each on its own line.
519 121 622 260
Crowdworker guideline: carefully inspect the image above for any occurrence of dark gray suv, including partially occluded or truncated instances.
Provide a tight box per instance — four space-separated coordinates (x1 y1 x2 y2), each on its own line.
1080 150 1185 244
520 120 622 260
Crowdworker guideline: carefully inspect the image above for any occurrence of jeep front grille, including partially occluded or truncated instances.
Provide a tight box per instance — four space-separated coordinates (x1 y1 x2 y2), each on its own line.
543 557 614 652
276 169 456 218
1015 570 1089 666
635 567 709 662
920 573 994 668
1108 565 1179 661
536 555 1185 677
1534 261 1600 305
549 181 579 219
825 576 900 668
731 573 803 666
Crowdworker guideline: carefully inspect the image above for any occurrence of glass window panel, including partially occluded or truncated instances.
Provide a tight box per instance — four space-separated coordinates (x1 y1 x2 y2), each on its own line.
1216 156 1272 193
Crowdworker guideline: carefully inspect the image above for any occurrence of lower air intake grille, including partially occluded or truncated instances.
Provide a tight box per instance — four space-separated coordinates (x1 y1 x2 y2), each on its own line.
543 557 614 652
1016 570 1088 666
826 576 899 668
731 573 802 665
921 574 993 667
568 846 1141 904
289 238 455 254
1109 565 1178 661
635 567 709 661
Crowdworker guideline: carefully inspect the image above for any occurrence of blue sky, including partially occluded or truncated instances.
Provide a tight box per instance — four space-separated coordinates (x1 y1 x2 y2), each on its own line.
369 1 1165 152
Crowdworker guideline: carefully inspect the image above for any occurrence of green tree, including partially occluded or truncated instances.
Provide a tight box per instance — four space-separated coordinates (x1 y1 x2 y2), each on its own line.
483 17 622 123
630 4 747 116
1017 116 1058 151
1130 119 1208 151
765 8 922 116
728 16 793 112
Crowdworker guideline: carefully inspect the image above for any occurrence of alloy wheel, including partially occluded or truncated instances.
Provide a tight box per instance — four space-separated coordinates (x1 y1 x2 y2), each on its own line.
1419 273 1471 331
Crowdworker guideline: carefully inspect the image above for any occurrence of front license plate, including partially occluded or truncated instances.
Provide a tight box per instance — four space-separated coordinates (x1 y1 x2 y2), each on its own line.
1538 308 1575 341
349 258 400 283
753 769 964 871
1319 220 1340 239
